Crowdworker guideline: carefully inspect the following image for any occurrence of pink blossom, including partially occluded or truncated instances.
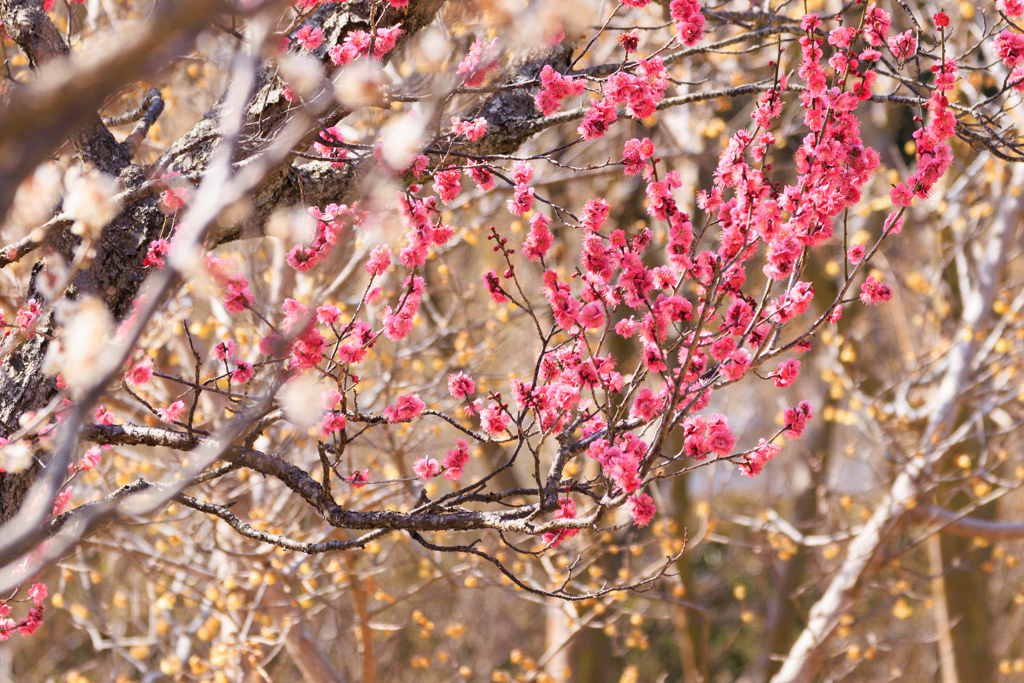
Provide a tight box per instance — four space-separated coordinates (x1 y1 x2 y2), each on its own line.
443 438 470 481
522 212 552 261
829 26 856 48
52 486 73 516
295 25 324 50
506 184 535 215
772 359 800 388
578 98 617 140
382 306 414 340
534 65 585 116
321 389 342 410
627 492 656 528
890 183 913 207
224 275 254 314
617 28 641 52
670 0 705 46
581 198 610 232
847 243 866 264
320 412 347 436
94 405 115 425
457 38 500 87
372 25 403 59
629 387 663 422
143 239 169 268
365 244 392 276
17 607 44 636
706 415 737 456
347 469 371 488
28 583 47 607
1000 0 1024 19
158 400 187 423
883 211 904 235
385 393 425 423
451 116 488 141
710 336 736 362
622 137 655 176
78 447 102 471
232 362 254 384
863 3 892 47
286 245 320 272
413 456 441 480
860 276 893 305
432 167 462 204
125 361 153 386
316 304 342 326
482 271 507 304
16 300 40 332
160 173 190 212
800 13 821 31
214 340 239 361
784 401 813 438
996 30 1024 69
447 372 475 399
615 317 639 338
467 164 495 191
721 348 751 381
543 497 580 547
271 34 290 54
741 439 781 476
480 402 510 435
313 126 348 167
887 30 917 61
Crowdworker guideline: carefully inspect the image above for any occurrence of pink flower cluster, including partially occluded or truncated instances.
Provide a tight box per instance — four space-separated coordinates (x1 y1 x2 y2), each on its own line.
670 0 706 47
414 456 441 480
158 400 186 423
627 492 656 527
535 65 585 116
443 438 470 481
295 25 323 51
313 126 349 168
521 213 553 261
542 497 581 547
578 98 617 140
382 275 427 341
506 161 536 216
457 38 499 87
397 194 454 267
451 117 488 141
741 439 781 477
143 239 169 268
1000 0 1024 18
622 137 655 176
125 360 153 386
385 393 425 423
213 339 255 384
286 203 361 273
206 256 255 314
0 589 44 641
328 24 403 66
603 57 667 119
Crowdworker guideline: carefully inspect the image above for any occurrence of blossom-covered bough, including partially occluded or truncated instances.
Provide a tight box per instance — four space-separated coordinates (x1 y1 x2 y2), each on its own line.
0 0 1023 677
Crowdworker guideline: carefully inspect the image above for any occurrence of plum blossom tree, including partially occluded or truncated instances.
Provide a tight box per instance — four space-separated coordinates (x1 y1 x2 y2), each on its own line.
0 0 1023 681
